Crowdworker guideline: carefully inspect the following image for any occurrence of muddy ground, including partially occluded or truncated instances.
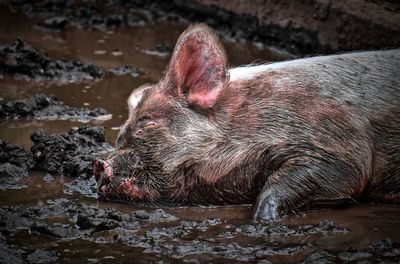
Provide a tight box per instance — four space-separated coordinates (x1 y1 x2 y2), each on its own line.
0 1 399 263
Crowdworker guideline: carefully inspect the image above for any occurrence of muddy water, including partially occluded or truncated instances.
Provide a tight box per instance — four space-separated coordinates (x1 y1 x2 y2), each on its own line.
1 5 400 264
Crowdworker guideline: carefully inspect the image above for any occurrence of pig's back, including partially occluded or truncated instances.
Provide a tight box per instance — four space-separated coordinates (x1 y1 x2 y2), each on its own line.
301 49 400 119
229 49 400 120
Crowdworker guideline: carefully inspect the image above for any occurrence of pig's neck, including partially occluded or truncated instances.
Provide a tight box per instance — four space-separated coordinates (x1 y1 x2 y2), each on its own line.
169 79 275 204
215 76 272 136
171 146 267 206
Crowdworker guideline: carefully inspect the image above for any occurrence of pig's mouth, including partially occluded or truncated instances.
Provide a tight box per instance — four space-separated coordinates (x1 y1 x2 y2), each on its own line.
92 158 152 202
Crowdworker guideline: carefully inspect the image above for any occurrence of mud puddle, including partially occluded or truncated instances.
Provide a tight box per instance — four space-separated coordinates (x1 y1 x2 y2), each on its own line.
1 3 399 264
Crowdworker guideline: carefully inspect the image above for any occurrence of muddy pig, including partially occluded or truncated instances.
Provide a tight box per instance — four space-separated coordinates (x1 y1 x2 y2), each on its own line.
93 24 400 221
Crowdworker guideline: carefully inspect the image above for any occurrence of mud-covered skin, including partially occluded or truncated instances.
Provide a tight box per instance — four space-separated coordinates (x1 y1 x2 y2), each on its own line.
95 24 400 221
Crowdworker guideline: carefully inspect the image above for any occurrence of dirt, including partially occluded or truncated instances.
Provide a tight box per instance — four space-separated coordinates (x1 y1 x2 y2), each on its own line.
0 38 105 82
1 199 399 263
0 93 110 122
0 38 140 83
6 0 153 31
2 0 319 55
0 1 399 263
0 140 34 189
0 124 111 192
188 0 400 53
5 0 400 56
31 126 113 178
0 233 24 264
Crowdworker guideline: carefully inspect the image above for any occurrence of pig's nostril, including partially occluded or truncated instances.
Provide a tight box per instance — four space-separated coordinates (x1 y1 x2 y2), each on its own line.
92 158 113 196
92 159 105 182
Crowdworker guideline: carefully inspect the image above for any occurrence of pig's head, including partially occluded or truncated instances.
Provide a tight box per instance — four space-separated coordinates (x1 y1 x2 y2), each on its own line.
93 24 232 205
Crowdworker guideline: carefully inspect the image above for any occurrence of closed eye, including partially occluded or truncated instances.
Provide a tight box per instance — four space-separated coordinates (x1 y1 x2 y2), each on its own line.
136 118 163 131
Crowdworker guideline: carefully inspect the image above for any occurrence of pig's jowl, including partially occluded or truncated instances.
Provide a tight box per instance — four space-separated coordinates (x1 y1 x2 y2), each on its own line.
93 24 400 221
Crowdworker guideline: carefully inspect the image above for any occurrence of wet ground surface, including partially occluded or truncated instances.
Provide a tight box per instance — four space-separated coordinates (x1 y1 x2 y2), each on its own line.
0 3 400 264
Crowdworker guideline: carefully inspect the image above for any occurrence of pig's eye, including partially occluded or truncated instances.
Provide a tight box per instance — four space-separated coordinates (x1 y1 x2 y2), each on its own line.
136 118 152 130
135 117 163 132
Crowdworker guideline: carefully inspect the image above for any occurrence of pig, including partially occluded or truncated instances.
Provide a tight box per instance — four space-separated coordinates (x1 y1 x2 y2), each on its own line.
93 24 400 221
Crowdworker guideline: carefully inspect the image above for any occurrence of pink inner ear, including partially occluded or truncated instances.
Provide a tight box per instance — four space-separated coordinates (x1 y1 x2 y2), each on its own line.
168 25 227 109
188 85 222 109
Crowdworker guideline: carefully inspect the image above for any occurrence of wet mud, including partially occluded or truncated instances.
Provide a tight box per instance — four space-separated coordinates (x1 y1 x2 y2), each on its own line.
31 126 113 178
1 198 400 263
0 38 105 83
0 93 109 122
0 124 111 193
0 38 140 83
3 0 309 55
5 0 400 56
6 0 153 31
0 1 399 263
0 140 34 189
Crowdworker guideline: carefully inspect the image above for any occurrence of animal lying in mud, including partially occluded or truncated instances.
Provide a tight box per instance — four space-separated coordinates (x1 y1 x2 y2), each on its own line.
93 24 400 221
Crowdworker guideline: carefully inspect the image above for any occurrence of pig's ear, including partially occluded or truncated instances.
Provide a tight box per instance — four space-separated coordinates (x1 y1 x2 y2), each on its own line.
165 24 227 109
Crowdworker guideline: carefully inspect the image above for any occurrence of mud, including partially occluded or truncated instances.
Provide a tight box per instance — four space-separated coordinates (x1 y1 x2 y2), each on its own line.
3 0 317 55
0 38 105 83
0 124 112 191
31 126 113 177
5 0 400 56
143 44 173 57
0 233 24 264
26 249 59 264
6 0 153 31
0 93 110 122
0 38 140 83
1 199 400 263
107 66 139 77
0 139 34 189
133 0 327 55
37 17 68 30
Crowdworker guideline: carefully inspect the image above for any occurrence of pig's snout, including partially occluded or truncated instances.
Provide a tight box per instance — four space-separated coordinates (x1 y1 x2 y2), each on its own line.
92 158 112 194
92 156 150 201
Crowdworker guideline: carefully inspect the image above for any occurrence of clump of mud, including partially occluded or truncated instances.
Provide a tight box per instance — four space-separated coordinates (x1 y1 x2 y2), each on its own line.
107 66 140 77
143 43 173 57
0 38 105 82
0 233 24 264
302 239 400 263
31 126 113 178
0 125 113 191
0 140 34 189
0 93 110 122
0 38 141 82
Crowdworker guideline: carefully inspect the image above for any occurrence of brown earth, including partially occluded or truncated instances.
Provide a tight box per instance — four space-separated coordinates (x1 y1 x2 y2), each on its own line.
195 0 400 53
